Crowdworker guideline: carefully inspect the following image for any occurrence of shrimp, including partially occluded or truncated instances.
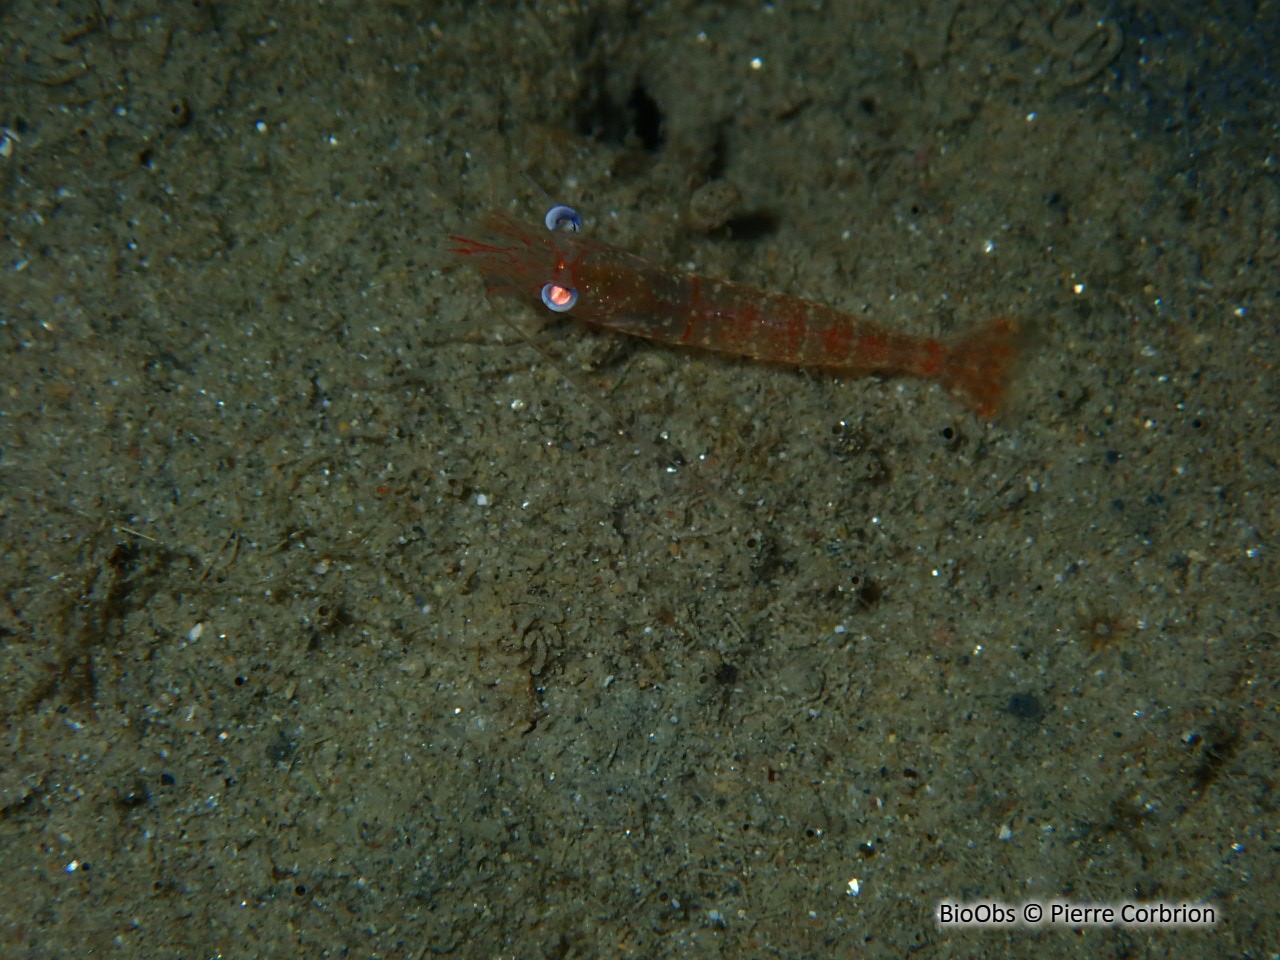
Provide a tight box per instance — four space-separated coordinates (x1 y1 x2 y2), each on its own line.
446 205 1023 417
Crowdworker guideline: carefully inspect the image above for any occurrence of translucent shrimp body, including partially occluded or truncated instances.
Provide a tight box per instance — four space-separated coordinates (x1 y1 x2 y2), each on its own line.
448 207 1022 416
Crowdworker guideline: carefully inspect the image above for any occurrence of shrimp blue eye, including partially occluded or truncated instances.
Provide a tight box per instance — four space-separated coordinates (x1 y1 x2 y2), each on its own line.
544 204 582 232
541 282 578 312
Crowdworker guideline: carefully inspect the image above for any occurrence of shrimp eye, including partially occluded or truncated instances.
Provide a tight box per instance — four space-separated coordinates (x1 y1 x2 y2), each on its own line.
541 282 578 312
544 204 582 232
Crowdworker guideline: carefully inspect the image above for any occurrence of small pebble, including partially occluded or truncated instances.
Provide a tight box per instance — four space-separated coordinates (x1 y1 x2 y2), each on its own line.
688 179 742 232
